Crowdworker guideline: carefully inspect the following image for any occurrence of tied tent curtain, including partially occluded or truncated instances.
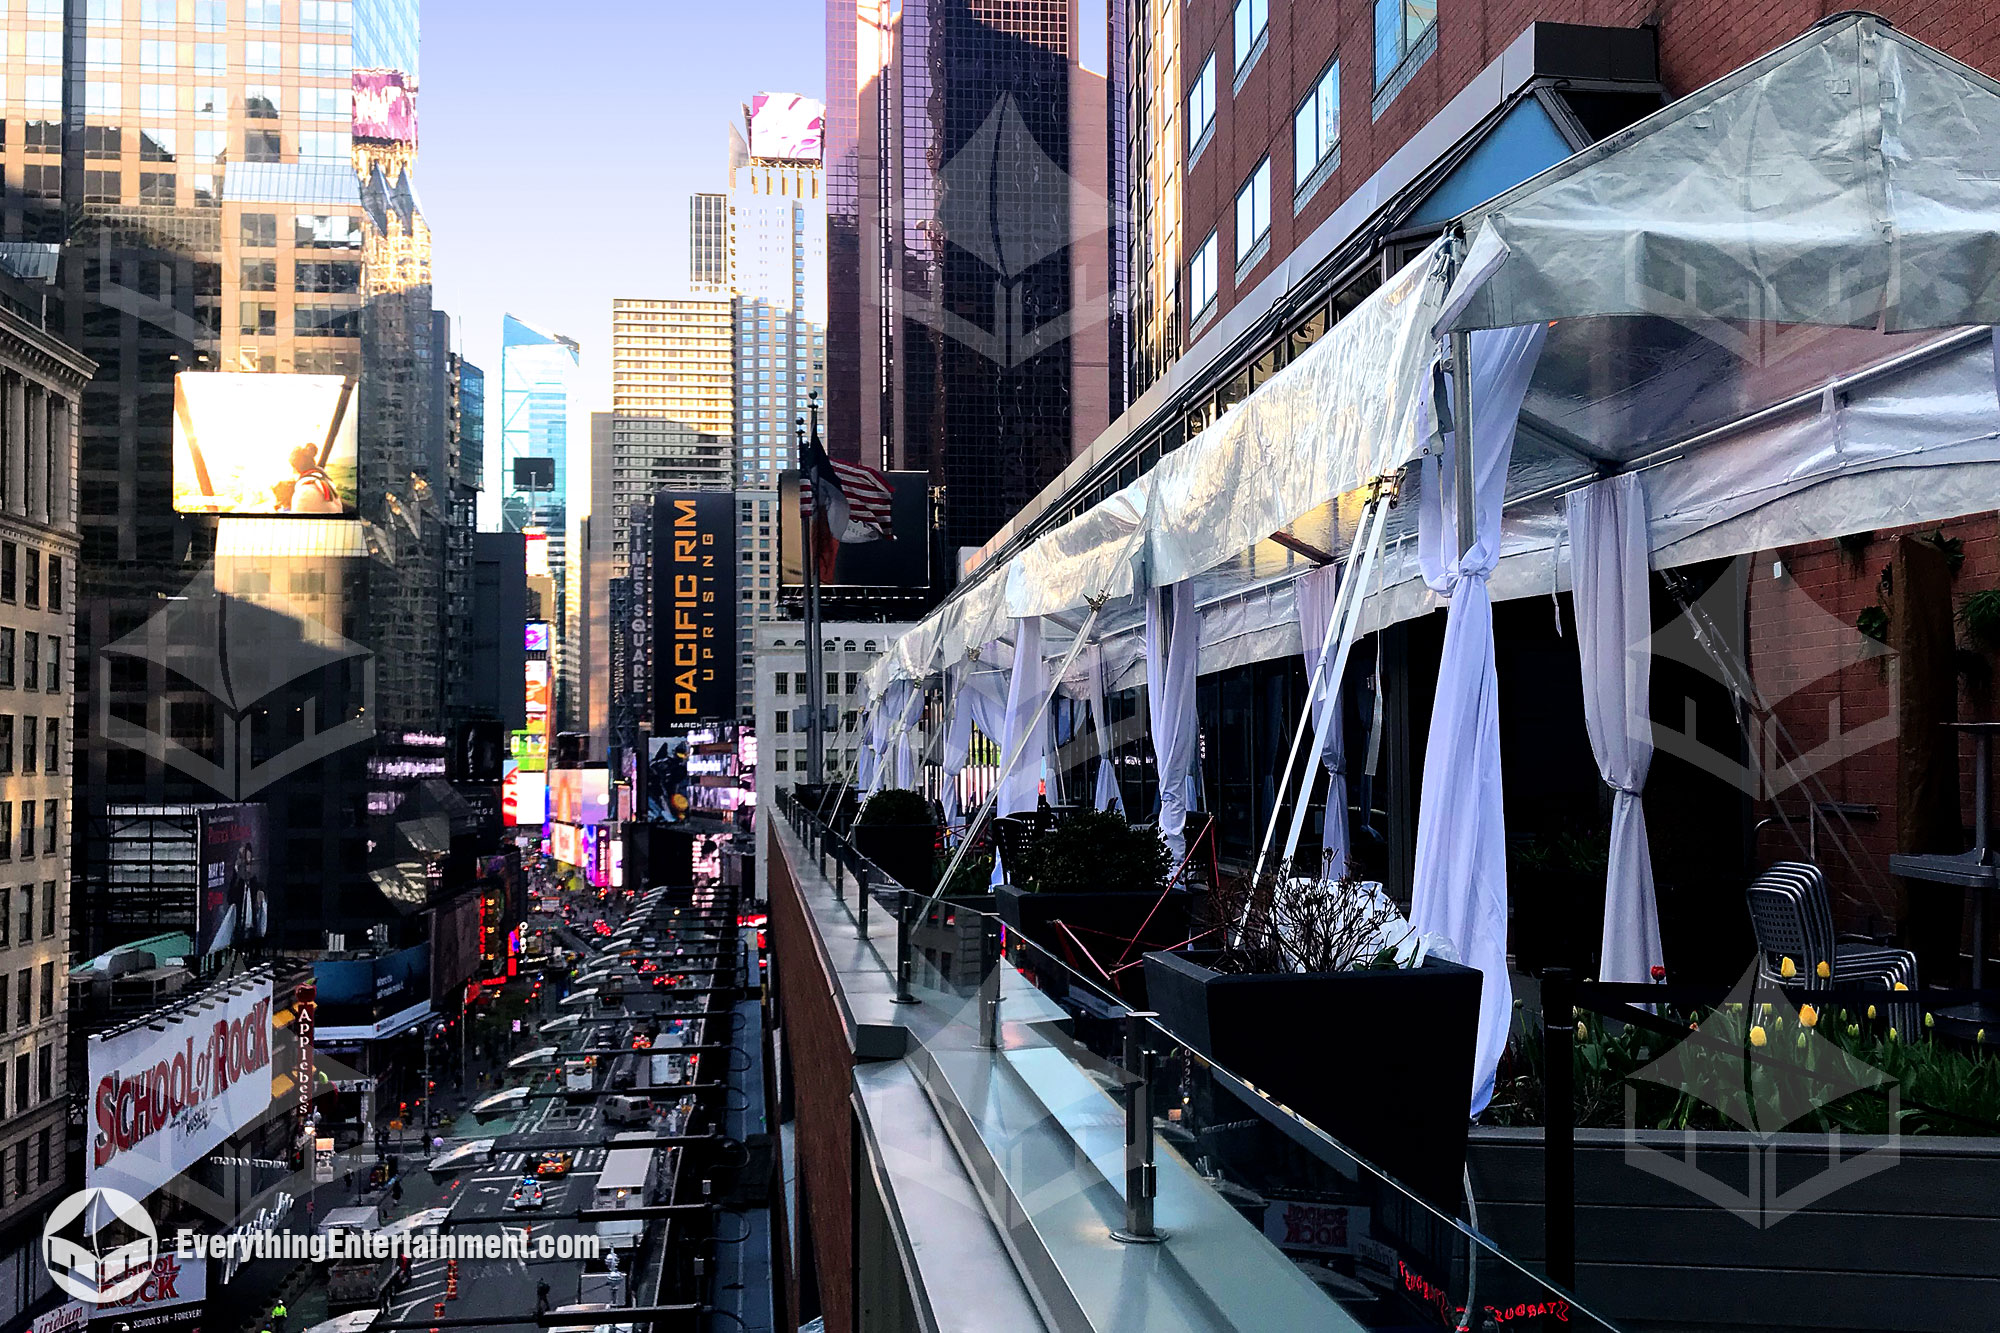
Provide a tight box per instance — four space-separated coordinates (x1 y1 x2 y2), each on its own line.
1295 563 1350 876
1146 582 1200 860
1409 321 1547 1117
1086 645 1124 812
997 616 1047 818
941 666 1008 833
891 681 922 790
857 699 888 793
1567 473 1665 985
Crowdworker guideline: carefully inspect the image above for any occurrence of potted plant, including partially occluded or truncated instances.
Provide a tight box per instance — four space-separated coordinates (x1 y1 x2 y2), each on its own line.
996 808 1192 1000
850 788 938 895
1144 872 1482 1210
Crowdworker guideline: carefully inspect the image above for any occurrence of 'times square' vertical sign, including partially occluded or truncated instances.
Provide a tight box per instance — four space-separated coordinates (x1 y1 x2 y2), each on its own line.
652 492 737 730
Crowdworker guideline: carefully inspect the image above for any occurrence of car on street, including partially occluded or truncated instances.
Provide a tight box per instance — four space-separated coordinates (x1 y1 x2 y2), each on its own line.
508 1178 546 1211
536 1150 575 1177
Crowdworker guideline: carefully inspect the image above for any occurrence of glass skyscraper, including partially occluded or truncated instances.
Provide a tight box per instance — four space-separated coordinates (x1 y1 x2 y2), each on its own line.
492 313 579 534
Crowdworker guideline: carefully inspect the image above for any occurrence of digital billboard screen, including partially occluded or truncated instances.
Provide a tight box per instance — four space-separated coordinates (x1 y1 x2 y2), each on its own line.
314 944 430 1040
172 372 358 516
194 804 270 957
87 976 275 1204
550 821 583 866
748 92 825 161
525 621 551 653
351 68 416 144
502 766 545 826
652 492 738 731
779 470 929 588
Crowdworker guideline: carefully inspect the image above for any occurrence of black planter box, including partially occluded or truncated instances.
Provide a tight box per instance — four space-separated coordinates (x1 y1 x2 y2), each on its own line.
1142 949 1482 1210
852 821 937 897
997 884 1191 1005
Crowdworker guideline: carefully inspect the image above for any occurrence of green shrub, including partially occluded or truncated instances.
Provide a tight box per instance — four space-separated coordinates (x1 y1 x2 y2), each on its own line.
1015 807 1171 895
857 788 932 827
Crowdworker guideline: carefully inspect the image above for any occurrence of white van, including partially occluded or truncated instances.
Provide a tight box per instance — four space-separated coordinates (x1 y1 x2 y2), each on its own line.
603 1095 651 1127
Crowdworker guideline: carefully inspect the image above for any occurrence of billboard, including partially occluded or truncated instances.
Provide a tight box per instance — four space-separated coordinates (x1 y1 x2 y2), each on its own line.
526 659 550 721
172 372 358 516
195 804 269 957
502 766 546 826
647 736 692 823
525 621 551 653
87 1250 207 1333
87 976 276 1204
779 471 930 587
652 493 738 731
431 894 481 1007
314 944 430 1040
551 768 612 826
748 92 824 161
550 821 583 866
351 68 416 144
524 529 550 577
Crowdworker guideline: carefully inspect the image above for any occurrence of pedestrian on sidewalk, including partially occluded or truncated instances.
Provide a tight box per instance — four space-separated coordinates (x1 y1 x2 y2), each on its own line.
272 1300 288 1333
535 1281 551 1315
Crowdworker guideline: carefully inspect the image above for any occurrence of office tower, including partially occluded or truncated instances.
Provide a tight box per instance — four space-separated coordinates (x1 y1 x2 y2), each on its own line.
824 0 1114 576
0 263 91 1323
690 192 729 292
1123 0 1176 397
728 96 825 716
494 314 581 725
597 296 732 743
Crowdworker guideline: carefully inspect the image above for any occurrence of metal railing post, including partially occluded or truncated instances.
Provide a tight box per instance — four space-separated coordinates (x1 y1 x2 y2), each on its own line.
1111 1011 1164 1244
977 913 1002 1050
1542 968 1576 1289
892 890 917 1004
832 838 845 897
855 861 870 937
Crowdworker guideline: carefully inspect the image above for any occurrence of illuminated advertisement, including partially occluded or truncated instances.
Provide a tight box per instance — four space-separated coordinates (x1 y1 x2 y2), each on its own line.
525 660 550 720
525 621 551 653
195 803 269 956
173 372 359 516
314 945 430 1040
524 529 550 577
502 766 546 826
87 976 276 1205
549 768 611 827
647 735 691 823
510 728 547 772
652 492 737 731
748 91 824 161
351 68 416 144
550 821 583 866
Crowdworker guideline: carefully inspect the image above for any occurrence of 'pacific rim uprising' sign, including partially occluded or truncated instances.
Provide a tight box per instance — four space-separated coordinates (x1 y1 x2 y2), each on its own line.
652 492 737 732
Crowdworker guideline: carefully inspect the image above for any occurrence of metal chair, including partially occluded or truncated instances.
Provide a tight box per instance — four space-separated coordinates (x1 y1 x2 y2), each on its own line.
1746 861 1919 1030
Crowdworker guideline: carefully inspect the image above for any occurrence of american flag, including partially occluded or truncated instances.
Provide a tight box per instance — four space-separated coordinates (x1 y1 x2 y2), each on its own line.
801 436 893 543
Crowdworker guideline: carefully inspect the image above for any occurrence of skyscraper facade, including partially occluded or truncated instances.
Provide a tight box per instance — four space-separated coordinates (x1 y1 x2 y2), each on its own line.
494 314 580 725
824 0 1114 578
689 192 729 292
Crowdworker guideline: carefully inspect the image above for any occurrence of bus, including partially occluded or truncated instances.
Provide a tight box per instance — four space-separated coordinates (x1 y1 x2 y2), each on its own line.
591 1133 660 1251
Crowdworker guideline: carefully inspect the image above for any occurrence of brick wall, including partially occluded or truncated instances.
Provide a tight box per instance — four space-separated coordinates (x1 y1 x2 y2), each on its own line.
1748 512 2000 950
765 821 856 1333
1180 0 2000 339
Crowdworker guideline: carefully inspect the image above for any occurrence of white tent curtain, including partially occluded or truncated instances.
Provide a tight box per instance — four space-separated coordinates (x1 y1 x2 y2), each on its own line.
1146 583 1200 860
1409 321 1546 1117
1086 645 1124 812
1567 473 1664 986
857 701 887 792
890 682 922 790
941 667 1008 833
1295 563 1350 875
997 616 1047 818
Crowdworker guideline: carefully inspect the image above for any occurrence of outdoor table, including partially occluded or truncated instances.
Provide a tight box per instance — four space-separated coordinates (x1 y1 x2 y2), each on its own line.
1889 722 1999 1031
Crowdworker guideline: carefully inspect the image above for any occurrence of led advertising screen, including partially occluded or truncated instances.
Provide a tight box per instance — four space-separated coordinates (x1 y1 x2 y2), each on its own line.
748 92 825 161
525 659 550 721
195 804 270 957
550 821 583 866
549 768 611 827
172 372 358 516
525 621 551 653
502 766 546 826
352 68 416 144
652 492 738 731
314 945 430 1040
87 976 276 1204
779 470 930 588
524 529 550 577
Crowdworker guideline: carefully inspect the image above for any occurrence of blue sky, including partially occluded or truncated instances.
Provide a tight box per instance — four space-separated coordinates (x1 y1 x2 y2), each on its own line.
419 0 825 410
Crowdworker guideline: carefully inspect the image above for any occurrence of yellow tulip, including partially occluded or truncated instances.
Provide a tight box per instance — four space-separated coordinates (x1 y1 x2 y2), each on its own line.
1575 1021 1587 1043
1798 1004 1818 1028
1780 957 1797 979
1846 1024 1860 1037
1867 1004 1878 1020
1889 1027 1899 1041
1979 1029 1988 1043
1924 1012 1935 1029
1894 981 1909 992
1816 960 1830 979
1749 1025 1768 1048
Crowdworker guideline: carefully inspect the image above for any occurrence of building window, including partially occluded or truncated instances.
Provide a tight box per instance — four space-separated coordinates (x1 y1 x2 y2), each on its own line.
22 555 35 611
299 131 350 163
36 1045 49 1105
241 213 278 247
13 1052 25 1113
245 40 281 73
0 631 13 690
0 719 12 775
1374 0 1437 90
1236 157 1271 265
37 966 49 1021
86 37 121 70
1295 60 1340 193
241 259 277 292
246 130 283 163
240 303 277 337
2 543 15 602
20 719 34 775
244 0 281 24
46 559 58 613
140 172 176 204
40 804 53 857
39 883 52 938
1187 54 1217 163
43 640 56 694
0 891 8 946
20 803 35 860
23 639 36 698
141 0 174 25
140 129 176 162
42 722 55 777
1191 230 1220 320
1233 0 1267 75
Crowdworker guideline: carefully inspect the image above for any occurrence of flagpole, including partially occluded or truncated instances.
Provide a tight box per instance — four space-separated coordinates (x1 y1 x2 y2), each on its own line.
800 399 825 788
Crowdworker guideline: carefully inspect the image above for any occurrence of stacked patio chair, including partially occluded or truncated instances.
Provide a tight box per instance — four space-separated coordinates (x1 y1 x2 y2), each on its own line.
1745 861 1920 1033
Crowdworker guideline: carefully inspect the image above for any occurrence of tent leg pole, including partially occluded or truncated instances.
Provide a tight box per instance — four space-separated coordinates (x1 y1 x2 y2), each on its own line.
1451 328 1476 558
